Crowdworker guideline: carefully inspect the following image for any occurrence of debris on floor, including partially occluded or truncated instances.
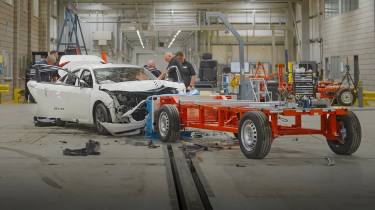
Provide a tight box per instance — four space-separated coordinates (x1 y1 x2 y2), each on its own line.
324 156 335 166
63 140 100 156
132 140 160 149
147 140 160 149
235 163 246 167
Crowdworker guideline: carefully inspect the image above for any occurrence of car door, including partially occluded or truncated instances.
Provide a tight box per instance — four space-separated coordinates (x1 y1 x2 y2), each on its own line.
53 70 82 121
32 81 64 119
75 69 93 123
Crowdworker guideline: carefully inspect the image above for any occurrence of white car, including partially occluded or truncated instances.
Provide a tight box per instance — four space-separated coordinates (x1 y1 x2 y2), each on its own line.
28 57 186 136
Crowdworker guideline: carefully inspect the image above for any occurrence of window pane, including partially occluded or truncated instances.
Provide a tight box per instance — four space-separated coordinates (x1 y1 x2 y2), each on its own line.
325 0 358 18
325 0 340 17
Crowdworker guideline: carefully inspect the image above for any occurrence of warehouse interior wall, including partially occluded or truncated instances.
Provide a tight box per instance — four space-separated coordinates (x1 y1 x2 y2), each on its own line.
301 0 375 90
322 0 375 90
0 0 51 102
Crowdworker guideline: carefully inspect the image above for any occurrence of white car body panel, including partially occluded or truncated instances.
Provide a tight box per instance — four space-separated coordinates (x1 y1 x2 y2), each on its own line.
28 61 186 135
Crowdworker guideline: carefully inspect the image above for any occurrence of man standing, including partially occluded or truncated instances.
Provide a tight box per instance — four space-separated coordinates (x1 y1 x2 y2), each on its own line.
175 51 196 90
159 52 184 83
144 59 161 77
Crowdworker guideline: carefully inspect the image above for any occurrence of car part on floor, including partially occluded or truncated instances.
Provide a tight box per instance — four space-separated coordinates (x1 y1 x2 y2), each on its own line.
63 140 101 156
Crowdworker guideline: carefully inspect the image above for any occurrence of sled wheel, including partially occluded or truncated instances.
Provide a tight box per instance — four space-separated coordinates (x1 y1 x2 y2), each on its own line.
94 103 112 135
327 111 361 155
156 105 180 142
238 111 272 159
336 88 355 106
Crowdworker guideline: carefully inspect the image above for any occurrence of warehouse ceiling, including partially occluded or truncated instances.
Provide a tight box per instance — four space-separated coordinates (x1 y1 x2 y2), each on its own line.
71 0 295 48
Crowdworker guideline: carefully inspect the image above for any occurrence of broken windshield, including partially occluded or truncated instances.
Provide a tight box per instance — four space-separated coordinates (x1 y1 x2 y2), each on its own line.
94 67 155 84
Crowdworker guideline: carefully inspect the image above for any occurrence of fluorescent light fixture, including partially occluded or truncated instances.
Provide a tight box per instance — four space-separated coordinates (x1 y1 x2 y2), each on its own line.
168 30 181 48
136 30 145 48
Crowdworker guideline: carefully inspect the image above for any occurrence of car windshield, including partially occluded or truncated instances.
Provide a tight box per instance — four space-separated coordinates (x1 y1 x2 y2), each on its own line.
93 67 155 84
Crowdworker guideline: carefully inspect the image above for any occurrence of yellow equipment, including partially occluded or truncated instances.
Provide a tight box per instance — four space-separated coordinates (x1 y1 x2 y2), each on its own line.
230 75 240 89
0 84 10 104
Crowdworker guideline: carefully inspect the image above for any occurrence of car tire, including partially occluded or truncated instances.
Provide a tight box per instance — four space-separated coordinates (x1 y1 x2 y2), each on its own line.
56 119 66 127
238 111 272 159
336 88 355 106
156 105 180 143
94 103 112 135
327 111 361 155
33 116 40 127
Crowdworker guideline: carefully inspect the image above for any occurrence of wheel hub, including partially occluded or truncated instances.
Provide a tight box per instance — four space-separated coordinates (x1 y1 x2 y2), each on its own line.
337 121 347 144
96 108 105 122
241 119 257 151
159 112 170 137
341 91 353 104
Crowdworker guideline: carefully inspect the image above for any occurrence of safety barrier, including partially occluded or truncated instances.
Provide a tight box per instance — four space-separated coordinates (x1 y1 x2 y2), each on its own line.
0 84 10 104
13 88 24 104
362 90 375 106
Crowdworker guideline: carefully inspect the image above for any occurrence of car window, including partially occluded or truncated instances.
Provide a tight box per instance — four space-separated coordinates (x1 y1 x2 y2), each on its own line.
59 74 68 83
93 67 155 84
80 70 93 88
72 69 81 76
65 74 78 86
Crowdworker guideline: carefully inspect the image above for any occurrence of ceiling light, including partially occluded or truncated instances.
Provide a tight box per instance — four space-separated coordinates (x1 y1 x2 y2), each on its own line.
168 30 181 48
136 30 145 48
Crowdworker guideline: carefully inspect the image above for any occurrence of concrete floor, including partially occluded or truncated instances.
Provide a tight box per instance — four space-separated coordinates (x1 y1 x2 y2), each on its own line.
0 104 374 210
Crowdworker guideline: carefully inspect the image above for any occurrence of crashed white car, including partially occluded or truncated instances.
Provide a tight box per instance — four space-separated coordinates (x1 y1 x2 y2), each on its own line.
28 56 186 135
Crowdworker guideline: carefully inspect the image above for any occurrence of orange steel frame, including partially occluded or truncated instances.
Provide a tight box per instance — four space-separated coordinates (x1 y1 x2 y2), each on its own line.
157 96 347 141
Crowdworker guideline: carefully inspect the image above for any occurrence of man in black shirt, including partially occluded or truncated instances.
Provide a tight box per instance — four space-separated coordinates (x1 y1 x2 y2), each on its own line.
175 51 196 90
159 52 184 83
144 59 161 78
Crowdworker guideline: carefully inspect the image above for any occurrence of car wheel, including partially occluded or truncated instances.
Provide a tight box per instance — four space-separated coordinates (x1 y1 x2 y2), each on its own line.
336 88 355 106
33 116 40 127
327 111 361 155
56 119 66 127
94 103 111 135
156 105 180 142
238 111 272 159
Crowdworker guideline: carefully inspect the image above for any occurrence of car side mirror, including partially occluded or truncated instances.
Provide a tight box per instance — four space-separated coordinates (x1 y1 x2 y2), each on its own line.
80 80 89 88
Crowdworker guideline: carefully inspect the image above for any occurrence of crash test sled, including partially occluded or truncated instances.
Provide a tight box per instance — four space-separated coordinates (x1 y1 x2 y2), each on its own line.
147 95 362 159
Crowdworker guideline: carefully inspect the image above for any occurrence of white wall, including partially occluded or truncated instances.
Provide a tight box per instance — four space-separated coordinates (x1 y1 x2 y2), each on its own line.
212 45 285 67
322 0 375 89
132 47 183 69
79 21 118 60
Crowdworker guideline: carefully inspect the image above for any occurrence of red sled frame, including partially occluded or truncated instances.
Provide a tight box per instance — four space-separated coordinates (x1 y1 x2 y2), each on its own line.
155 95 347 141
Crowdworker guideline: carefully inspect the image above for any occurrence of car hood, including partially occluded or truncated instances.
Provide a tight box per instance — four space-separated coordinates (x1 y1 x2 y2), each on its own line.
99 80 186 93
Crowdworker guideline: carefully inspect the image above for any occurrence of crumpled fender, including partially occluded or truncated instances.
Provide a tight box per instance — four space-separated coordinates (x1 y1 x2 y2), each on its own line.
100 119 145 136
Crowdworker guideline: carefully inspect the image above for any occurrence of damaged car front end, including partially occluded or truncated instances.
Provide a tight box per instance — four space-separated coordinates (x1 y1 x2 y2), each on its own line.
100 85 182 136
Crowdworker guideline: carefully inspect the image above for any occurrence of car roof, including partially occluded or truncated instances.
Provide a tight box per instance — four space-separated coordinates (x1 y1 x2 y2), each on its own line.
58 54 143 71
89 63 142 69
59 55 104 65
69 63 143 71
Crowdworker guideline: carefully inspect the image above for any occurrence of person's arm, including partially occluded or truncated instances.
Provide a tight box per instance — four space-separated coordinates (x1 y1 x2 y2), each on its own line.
157 71 166 80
